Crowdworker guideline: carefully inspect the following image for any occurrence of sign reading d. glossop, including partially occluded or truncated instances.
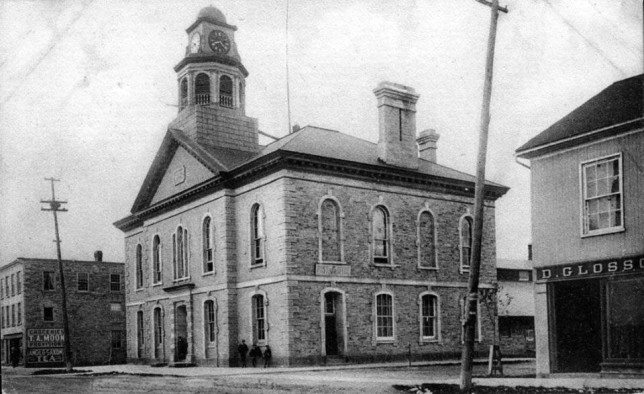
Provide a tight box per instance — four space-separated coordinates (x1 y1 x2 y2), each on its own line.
536 255 644 282
27 329 65 364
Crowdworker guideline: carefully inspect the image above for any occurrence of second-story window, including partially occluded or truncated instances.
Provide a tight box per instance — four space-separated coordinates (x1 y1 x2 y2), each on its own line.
418 210 437 269
460 215 473 273
152 235 162 284
251 204 265 267
110 274 121 292
372 206 391 265
320 198 342 262
581 153 623 236
173 226 189 280
219 75 233 108
16 271 21 294
77 272 89 292
136 244 143 289
195 73 211 105
43 271 55 291
10 274 14 296
203 216 214 273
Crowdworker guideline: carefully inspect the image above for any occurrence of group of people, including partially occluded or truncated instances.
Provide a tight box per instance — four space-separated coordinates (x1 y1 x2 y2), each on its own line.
237 340 271 368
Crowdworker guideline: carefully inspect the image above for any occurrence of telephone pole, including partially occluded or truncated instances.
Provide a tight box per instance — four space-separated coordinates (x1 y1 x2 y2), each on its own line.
459 0 507 390
41 178 73 372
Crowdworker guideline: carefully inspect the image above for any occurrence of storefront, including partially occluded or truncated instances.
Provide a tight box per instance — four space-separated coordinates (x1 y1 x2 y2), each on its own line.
536 254 644 375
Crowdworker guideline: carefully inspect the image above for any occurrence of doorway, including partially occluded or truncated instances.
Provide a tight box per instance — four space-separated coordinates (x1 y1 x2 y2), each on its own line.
175 304 188 362
552 279 602 372
322 291 345 356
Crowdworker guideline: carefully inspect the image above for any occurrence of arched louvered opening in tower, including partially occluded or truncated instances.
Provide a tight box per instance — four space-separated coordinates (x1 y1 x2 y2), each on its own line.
219 75 233 108
195 73 211 105
180 77 188 110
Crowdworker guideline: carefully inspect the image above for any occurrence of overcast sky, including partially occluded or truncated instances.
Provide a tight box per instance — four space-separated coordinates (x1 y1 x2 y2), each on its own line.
0 0 641 265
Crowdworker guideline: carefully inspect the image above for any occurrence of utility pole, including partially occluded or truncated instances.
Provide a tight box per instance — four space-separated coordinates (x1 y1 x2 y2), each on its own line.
41 178 73 372
459 0 507 390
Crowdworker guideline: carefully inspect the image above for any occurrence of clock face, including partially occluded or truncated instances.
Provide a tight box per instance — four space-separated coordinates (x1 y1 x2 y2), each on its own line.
208 30 231 54
190 33 201 53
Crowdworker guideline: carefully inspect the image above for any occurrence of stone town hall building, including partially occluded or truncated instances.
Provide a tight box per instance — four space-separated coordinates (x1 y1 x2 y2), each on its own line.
115 6 508 367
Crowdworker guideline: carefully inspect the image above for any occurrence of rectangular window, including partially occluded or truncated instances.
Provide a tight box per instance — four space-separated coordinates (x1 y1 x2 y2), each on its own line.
205 301 215 342
1 277 3 299
17 302 21 325
421 294 438 340
518 271 530 282
111 331 123 349
1 306 3 328
4 276 9 298
10 274 15 296
581 154 623 236
77 272 89 291
43 306 54 322
110 274 121 292
16 272 21 294
11 304 15 326
376 294 394 340
43 271 55 291
252 295 266 343
110 302 123 312
137 311 144 358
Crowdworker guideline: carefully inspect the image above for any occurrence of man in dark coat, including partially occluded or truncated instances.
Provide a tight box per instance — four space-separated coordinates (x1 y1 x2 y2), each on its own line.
263 345 272 368
249 344 261 367
237 340 249 367
10 346 20 368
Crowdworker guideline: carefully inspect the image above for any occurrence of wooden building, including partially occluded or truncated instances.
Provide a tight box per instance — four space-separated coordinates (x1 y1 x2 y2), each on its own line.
516 74 644 376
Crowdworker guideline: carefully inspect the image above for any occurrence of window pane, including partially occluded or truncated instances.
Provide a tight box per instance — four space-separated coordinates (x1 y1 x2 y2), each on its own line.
585 165 596 181
608 278 644 359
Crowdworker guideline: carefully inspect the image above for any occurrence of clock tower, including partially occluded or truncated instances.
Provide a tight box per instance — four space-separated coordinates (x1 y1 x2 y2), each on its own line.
170 6 259 154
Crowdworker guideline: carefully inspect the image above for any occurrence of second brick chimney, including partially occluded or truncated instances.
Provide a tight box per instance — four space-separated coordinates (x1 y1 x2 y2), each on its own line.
417 129 440 163
374 82 420 169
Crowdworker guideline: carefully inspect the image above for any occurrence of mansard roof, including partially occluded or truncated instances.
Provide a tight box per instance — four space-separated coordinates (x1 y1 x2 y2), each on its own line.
516 74 643 159
116 125 508 232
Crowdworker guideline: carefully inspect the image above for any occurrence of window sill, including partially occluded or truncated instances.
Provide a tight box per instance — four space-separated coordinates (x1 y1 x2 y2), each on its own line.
173 277 191 283
420 338 440 344
417 266 439 271
581 226 625 238
375 338 396 344
373 263 399 270
250 262 266 270
460 267 470 274
152 282 163 287
319 261 347 265
135 287 144 292
202 271 215 277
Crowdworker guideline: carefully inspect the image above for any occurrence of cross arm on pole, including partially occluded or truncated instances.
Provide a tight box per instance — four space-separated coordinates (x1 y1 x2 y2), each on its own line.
475 0 509 13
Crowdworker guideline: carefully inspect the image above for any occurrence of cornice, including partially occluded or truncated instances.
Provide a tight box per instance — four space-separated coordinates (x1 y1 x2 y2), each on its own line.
173 55 249 77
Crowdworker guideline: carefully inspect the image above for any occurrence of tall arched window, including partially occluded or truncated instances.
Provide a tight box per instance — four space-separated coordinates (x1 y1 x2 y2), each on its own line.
320 198 341 262
375 292 394 340
195 73 211 105
239 81 244 110
203 216 214 273
180 78 188 110
152 235 161 284
372 206 390 265
135 244 143 289
173 226 189 280
460 215 473 272
420 293 439 341
137 310 145 358
252 294 266 344
219 75 233 108
418 210 437 269
204 300 215 343
250 204 265 266
153 307 163 359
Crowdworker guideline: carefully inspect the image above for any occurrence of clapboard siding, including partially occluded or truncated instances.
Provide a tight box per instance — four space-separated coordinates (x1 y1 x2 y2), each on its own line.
531 130 644 267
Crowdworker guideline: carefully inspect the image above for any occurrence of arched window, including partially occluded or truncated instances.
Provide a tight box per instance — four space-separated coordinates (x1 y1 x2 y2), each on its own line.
180 78 188 110
204 300 215 343
375 293 394 340
418 210 437 269
320 198 341 262
137 310 145 358
420 293 439 341
135 244 143 289
173 226 189 280
239 81 244 110
195 73 210 105
203 216 214 273
460 215 473 272
372 206 390 265
219 75 233 108
153 307 163 359
250 204 265 266
252 294 266 344
152 235 161 284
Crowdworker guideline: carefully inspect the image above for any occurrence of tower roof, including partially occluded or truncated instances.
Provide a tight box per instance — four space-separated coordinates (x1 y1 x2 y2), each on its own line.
197 6 227 24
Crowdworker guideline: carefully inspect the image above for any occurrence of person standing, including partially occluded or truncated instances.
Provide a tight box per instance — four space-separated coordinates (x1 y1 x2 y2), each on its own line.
263 345 272 368
237 340 249 367
249 344 261 367
10 346 20 368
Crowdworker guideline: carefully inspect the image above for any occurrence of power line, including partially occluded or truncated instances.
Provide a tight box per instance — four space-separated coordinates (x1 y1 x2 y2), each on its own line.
542 0 628 76
1 0 94 108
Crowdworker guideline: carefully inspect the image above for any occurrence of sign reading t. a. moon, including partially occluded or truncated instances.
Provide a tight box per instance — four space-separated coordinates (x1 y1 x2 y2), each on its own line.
26 329 65 364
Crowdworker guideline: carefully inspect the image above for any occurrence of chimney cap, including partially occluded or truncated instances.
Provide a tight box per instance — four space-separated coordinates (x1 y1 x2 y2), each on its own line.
417 129 440 142
373 81 419 102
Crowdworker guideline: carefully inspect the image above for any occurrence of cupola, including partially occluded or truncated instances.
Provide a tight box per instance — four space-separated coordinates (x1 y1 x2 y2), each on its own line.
174 6 248 114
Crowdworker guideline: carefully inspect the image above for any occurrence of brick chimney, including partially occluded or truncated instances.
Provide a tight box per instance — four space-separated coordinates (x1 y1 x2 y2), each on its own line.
373 82 420 169
417 129 440 163
94 250 103 262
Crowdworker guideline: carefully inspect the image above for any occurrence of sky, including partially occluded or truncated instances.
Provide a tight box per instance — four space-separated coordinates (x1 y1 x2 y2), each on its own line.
0 0 641 265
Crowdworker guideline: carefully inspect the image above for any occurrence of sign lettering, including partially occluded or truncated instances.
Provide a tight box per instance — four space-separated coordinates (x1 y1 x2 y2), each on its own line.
536 255 644 282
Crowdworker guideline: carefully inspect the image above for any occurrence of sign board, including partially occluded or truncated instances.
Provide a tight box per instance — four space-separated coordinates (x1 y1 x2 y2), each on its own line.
26 329 64 364
536 255 644 282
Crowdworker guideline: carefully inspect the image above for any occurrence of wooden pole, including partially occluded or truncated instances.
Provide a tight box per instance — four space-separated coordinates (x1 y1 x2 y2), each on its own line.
41 178 73 372
459 0 506 390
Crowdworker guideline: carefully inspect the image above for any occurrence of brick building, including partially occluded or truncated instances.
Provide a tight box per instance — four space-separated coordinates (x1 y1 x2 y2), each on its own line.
0 253 126 367
516 74 644 376
114 6 508 367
